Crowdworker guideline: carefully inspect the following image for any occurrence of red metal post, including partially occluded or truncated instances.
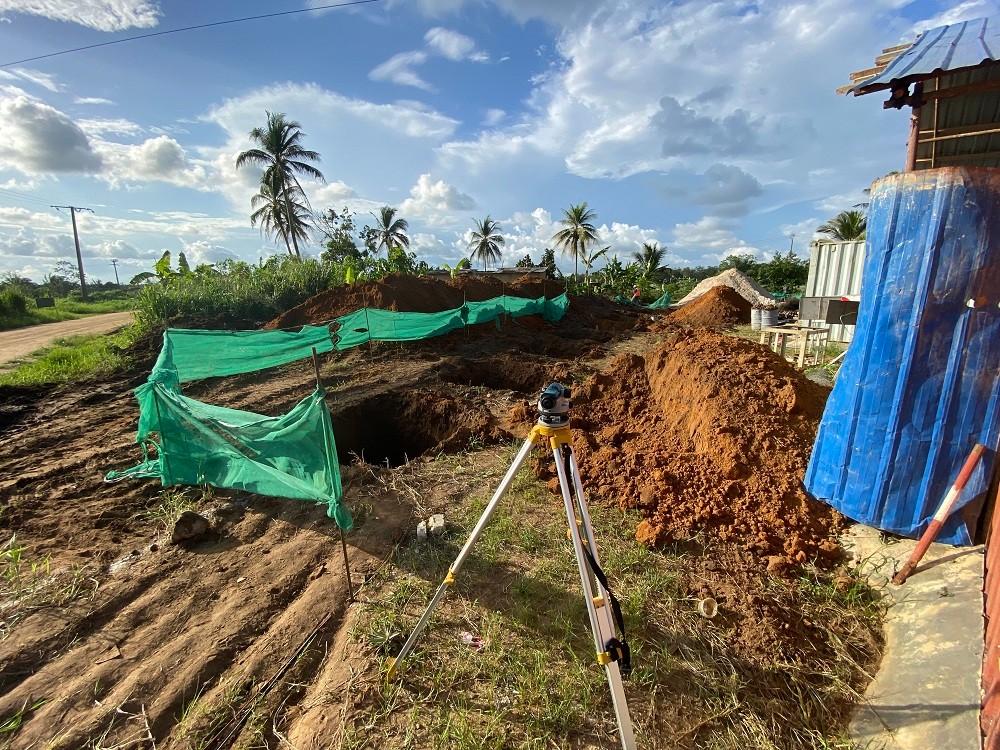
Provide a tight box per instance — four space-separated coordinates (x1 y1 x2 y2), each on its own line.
893 443 987 584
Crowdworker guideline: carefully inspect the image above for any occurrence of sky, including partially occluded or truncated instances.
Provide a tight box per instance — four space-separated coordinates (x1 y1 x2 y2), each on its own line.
0 0 994 283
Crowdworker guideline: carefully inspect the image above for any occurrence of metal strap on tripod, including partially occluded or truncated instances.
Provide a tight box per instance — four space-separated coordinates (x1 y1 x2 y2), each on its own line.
580 538 631 677
561 448 631 677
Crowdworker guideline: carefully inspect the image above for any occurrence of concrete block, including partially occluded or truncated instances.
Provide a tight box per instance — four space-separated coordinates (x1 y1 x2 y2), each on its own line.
429 514 446 537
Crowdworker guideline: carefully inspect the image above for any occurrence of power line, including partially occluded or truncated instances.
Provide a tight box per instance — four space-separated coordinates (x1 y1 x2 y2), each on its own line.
0 186 58 208
0 0 384 69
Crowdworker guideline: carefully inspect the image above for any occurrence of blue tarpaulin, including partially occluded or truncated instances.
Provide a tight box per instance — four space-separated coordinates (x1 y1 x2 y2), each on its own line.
805 168 1000 545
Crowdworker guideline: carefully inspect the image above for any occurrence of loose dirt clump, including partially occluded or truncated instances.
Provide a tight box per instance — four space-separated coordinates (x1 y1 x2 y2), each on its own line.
564 328 841 572
668 285 751 326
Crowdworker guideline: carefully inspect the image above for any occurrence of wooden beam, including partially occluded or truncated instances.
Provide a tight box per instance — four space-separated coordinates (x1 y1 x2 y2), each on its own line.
882 42 912 55
919 77 1000 102
929 149 1000 165
876 48 909 65
851 65 887 81
919 125 1000 143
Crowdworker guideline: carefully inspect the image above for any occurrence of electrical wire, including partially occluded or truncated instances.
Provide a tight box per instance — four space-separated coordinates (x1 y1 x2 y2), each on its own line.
0 0 384 69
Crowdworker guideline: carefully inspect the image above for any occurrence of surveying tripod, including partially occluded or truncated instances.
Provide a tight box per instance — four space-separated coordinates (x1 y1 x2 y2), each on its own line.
386 383 637 750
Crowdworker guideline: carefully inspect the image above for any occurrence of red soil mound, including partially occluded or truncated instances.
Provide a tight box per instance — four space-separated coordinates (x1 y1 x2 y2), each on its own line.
669 284 751 326
565 328 841 572
264 273 565 330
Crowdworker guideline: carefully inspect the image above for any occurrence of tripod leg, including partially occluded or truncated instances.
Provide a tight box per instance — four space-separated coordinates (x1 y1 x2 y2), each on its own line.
553 446 637 750
387 435 538 679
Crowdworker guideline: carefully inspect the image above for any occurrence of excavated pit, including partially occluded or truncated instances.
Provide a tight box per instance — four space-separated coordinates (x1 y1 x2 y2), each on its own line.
435 354 573 394
330 388 509 467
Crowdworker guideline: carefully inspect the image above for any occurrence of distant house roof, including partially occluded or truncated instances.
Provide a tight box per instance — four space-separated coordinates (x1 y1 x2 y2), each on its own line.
850 17 1000 95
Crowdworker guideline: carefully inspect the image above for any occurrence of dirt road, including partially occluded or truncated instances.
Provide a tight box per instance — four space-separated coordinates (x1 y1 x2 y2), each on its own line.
0 311 134 366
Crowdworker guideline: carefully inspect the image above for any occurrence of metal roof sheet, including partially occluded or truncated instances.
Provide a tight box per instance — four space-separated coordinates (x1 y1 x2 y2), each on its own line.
853 17 1000 94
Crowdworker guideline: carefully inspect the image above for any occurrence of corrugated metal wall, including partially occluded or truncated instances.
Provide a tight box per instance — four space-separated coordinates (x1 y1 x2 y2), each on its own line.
804 167 1000 545
803 241 866 342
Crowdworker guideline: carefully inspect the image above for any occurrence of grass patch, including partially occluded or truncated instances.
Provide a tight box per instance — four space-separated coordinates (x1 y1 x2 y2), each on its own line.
340 445 885 749
0 534 99 639
0 325 142 387
0 298 133 332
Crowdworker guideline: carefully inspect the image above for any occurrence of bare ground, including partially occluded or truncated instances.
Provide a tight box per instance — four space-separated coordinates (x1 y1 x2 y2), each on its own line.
0 312 135 368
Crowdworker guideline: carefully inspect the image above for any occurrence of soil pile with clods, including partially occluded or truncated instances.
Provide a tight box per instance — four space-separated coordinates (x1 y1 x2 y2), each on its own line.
265 273 565 329
565 328 841 573
669 284 751 326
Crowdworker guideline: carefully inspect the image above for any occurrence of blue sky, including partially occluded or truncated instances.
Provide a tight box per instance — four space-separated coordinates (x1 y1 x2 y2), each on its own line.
0 0 993 282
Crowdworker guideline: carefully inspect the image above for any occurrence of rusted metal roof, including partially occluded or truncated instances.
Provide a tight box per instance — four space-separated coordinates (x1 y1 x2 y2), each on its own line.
852 17 1000 95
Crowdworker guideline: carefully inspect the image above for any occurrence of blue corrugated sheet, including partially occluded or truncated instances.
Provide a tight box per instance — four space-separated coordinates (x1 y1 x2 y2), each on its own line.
855 17 1000 94
805 168 1000 545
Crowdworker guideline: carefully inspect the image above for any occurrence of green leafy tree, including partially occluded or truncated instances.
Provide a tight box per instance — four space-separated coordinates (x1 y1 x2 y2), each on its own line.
818 209 866 241
553 202 599 280
633 242 667 281
719 252 758 275
177 252 191 275
129 271 156 285
468 215 505 271
754 250 810 294
154 251 173 279
235 111 323 258
515 253 534 268
441 257 471 278
370 206 410 256
580 245 609 284
316 206 362 263
540 247 558 279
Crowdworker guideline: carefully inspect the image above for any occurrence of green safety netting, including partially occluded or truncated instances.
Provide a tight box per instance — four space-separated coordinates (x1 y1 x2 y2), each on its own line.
108 292 570 528
335 294 568 349
614 290 671 309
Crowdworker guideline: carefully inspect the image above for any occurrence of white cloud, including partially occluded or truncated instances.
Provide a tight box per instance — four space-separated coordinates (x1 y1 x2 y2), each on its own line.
78 117 145 137
311 180 358 205
96 135 209 188
74 96 115 106
483 108 505 126
399 173 476 226
0 0 160 31
0 95 102 173
425 27 475 59
181 240 239 266
670 216 760 264
369 51 433 91
0 67 59 93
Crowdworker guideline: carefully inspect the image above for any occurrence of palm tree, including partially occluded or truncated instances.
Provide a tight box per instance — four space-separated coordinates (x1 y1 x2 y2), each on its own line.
633 241 666 280
817 210 866 241
235 111 324 258
552 202 599 280
250 176 311 255
371 206 410 256
467 215 505 271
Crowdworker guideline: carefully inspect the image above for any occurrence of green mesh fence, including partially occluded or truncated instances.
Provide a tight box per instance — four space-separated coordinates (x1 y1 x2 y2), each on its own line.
107 291 569 529
614 290 671 309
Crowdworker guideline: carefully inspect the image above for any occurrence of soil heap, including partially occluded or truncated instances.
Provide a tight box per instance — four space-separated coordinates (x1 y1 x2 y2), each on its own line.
677 268 776 308
265 273 563 329
562 328 841 572
668 284 750 326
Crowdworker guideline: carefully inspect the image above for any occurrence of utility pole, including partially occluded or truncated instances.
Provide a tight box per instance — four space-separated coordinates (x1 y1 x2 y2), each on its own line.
110 258 120 285
52 205 94 300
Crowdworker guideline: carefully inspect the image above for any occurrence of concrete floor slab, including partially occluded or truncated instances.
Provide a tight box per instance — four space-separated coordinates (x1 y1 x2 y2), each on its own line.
847 525 984 750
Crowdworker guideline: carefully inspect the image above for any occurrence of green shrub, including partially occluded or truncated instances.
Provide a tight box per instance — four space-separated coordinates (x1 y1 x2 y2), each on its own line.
0 289 29 316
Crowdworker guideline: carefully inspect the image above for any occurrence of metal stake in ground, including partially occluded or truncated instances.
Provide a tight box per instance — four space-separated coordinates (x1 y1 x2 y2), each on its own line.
892 442 987 585
312 347 354 602
385 382 638 750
